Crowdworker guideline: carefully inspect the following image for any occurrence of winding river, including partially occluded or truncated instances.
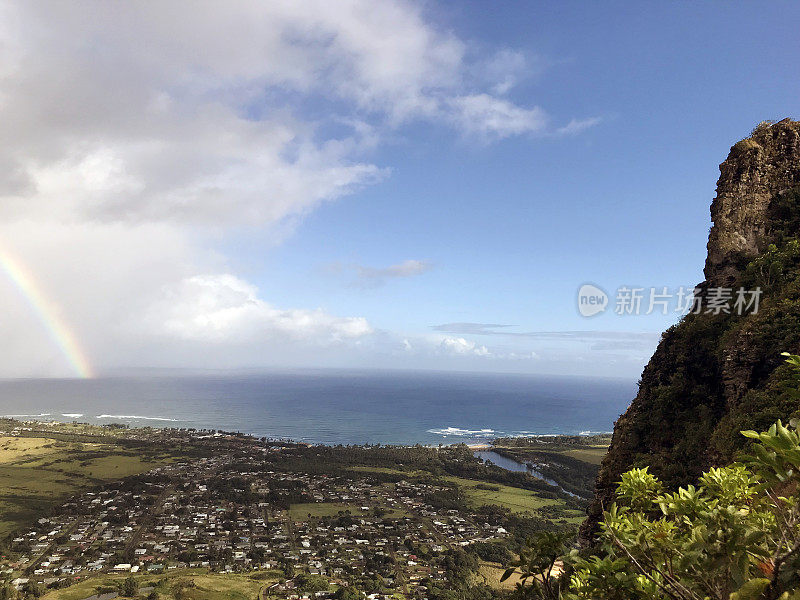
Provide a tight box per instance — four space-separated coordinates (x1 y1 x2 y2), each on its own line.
474 449 577 497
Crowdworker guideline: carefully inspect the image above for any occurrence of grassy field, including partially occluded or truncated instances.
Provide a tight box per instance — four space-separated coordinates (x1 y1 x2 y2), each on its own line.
348 465 556 513
40 569 280 600
348 465 583 521
559 446 607 465
491 441 610 468
0 435 176 539
348 466 422 476
476 561 523 590
288 502 367 520
443 475 558 513
180 572 277 600
443 475 585 523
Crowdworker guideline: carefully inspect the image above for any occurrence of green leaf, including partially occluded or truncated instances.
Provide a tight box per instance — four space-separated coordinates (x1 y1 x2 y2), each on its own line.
730 579 771 600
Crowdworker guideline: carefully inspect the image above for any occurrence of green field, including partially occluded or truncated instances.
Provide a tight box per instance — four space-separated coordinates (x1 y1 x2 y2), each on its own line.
347 465 582 521
288 502 367 520
0 435 177 539
348 465 421 476
443 475 558 513
476 561 524 590
560 447 608 465
40 569 280 600
442 475 585 522
491 441 609 468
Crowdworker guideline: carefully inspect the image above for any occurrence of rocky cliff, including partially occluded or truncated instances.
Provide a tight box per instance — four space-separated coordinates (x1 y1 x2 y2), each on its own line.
581 118 800 543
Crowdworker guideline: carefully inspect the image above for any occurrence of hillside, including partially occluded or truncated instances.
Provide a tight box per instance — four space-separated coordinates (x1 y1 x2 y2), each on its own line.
581 118 800 542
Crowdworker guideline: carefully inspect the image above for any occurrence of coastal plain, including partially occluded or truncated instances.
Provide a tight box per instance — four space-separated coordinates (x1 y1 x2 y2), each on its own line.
0 419 608 600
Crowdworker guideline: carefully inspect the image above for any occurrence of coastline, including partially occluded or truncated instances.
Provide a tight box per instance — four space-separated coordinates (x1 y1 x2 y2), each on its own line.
0 372 633 445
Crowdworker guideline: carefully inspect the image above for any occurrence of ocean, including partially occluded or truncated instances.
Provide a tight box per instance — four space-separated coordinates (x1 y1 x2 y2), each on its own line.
0 370 635 445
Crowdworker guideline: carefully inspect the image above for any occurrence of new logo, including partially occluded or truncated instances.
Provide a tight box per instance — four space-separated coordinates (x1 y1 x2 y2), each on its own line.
577 284 608 317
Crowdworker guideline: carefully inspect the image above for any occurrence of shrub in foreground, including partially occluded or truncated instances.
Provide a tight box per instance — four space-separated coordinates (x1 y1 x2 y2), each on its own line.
504 355 800 600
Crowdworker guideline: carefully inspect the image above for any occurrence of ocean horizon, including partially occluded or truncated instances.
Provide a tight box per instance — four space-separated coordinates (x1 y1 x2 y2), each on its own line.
0 370 635 445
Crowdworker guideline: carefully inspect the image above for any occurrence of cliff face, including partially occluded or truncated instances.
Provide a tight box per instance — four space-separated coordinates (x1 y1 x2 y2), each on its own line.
581 118 800 543
706 120 800 285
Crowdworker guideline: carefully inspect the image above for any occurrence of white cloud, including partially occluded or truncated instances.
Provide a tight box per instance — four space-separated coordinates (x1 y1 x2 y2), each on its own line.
0 1 593 229
506 351 540 360
361 259 432 278
0 1 449 226
433 336 540 361
356 259 432 285
555 117 603 136
449 94 549 140
479 49 529 95
0 1 602 377
154 274 371 343
326 259 432 288
439 337 491 357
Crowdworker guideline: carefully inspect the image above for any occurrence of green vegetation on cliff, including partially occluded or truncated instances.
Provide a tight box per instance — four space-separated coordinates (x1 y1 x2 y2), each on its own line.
506 390 800 598
583 119 800 542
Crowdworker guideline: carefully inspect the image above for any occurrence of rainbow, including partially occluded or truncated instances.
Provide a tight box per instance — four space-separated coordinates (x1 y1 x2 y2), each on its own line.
0 244 94 378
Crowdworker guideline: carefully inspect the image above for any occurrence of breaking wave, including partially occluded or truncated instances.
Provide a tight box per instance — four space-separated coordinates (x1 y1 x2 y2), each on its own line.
95 414 181 422
427 426 613 439
2 413 52 418
426 427 497 437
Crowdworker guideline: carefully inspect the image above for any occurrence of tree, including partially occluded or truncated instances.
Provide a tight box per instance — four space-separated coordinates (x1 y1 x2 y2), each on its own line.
501 531 571 599
507 354 800 600
279 558 295 579
295 574 329 593
334 586 363 600
566 424 800 599
0 585 16 600
20 583 42 599
121 576 139 597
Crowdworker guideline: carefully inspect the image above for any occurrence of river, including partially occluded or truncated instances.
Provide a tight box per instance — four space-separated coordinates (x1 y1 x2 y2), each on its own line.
474 449 577 496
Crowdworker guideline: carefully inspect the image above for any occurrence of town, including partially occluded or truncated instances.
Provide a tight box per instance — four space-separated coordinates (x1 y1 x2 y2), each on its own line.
0 423 586 600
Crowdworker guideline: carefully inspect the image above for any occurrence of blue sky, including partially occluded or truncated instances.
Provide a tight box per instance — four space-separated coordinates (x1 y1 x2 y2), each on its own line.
0 1 798 378
219 2 800 376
